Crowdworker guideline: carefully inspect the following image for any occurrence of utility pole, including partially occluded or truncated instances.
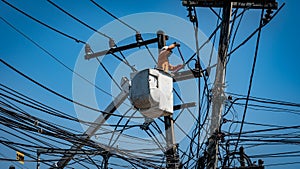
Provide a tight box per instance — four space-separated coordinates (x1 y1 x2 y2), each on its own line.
182 1 278 169
157 30 180 169
207 2 232 169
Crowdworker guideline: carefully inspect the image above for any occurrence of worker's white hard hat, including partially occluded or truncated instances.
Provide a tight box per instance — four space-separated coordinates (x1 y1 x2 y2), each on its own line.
161 46 168 50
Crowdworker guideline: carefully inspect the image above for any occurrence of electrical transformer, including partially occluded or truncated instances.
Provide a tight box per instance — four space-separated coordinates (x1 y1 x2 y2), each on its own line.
129 69 173 119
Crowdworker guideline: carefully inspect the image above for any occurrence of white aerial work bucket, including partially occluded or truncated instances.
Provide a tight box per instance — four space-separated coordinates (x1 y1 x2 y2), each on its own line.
129 69 173 119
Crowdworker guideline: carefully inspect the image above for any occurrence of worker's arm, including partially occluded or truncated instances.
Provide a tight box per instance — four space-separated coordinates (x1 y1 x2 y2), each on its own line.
169 64 183 72
167 42 180 51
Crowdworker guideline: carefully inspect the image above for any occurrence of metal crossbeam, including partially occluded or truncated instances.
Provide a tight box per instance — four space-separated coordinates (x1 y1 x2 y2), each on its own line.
182 0 278 9
38 148 108 155
85 38 159 59
172 69 203 82
173 102 196 111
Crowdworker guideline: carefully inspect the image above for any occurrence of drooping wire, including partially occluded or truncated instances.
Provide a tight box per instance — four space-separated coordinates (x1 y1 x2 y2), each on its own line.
0 16 116 100
226 8 245 65
1 0 85 44
0 59 142 119
47 0 110 39
234 7 272 154
184 5 252 66
95 57 122 91
89 0 139 33
89 0 158 64
227 3 285 56
46 0 137 72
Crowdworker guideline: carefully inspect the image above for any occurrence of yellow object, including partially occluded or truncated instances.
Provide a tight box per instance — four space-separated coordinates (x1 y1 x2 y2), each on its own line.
16 151 24 164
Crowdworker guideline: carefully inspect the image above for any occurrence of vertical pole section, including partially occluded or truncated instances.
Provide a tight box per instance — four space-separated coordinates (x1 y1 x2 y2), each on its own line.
164 116 179 168
103 152 110 169
240 147 245 167
36 152 40 169
158 30 180 168
157 30 167 50
207 2 232 169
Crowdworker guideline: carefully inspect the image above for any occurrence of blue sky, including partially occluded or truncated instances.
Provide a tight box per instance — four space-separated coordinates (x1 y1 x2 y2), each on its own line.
1 0 300 168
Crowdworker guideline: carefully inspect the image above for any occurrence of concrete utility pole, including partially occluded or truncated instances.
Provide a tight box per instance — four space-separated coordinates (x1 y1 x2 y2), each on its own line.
182 0 278 168
207 2 232 169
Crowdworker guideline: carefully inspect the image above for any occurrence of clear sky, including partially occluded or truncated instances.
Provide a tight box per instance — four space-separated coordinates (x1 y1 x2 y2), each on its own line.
0 0 300 169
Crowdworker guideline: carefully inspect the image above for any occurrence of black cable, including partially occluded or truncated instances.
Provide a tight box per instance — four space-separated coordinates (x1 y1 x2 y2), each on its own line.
226 8 245 65
0 138 54 167
144 130 165 152
184 5 251 66
0 17 115 99
108 109 136 148
89 0 157 64
0 99 159 168
88 5 203 162
86 155 101 169
190 5 204 160
47 0 137 72
0 151 30 169
47 0 111 39
233 8 264 152
227 3 285 56
110 52 137 71
265 161 300 167
0 94 88 141
229 125 300 136
0 127 54 150
95 57 122 91
224 119 285 129
226 91 300 107
177 46 185 64
0 59 142 119
0 90 103 135
184 9 222 166
0 107 84 147
0 85 78 122
233 102 300 115
0 92 85 136
249 150 300 158
209 7 222 20
1 0 85 44
89 0 138 33
208 8 221 68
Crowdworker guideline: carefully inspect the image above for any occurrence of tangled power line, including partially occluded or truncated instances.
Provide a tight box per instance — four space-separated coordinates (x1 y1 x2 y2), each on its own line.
1 0 297 169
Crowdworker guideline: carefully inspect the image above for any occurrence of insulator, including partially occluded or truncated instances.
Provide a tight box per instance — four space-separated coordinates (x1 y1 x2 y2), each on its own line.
190 15 196 22
85 43 92 55
258 159 264 166
263 9 273 24
135 32 142 43
266 8 274 14
34 120 39 126
262 18 269 25
228 95 232 100
222 118 228 123
38 128 43 134
109 38 116 48
195 60 200 71
264 13 271 20
187 6 197 23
